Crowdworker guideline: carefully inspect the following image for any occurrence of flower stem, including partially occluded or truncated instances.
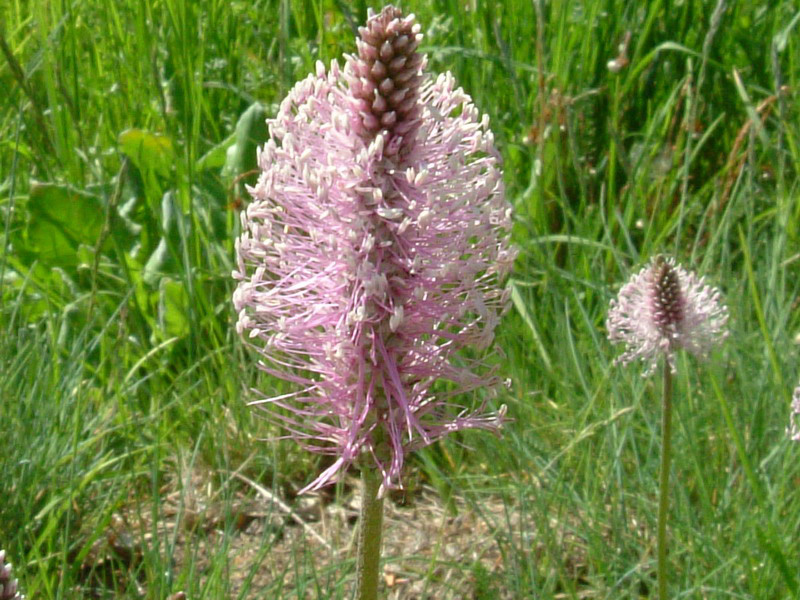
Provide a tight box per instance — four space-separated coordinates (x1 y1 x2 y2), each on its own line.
356 465 384 600
657 363 674 600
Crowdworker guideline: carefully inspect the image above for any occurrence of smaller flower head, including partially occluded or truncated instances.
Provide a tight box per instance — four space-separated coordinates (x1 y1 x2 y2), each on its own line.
606 256 728 375
788 383 800 442
0 550 23 600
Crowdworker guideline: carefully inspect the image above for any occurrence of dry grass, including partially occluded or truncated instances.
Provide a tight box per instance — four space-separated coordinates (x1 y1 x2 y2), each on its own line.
76 465 587 599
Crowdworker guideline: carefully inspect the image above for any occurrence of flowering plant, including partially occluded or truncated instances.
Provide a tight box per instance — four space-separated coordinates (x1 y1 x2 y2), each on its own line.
232 6 514 492
606 255 727 600
233 8 514 596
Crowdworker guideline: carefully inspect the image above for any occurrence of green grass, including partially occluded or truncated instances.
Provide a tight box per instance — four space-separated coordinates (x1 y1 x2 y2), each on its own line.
2 0 800 597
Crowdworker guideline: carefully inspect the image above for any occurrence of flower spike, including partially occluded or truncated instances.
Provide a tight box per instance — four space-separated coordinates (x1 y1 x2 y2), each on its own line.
0 550 23 600
788 383 800 442
606 256 728 375
233 6 515 491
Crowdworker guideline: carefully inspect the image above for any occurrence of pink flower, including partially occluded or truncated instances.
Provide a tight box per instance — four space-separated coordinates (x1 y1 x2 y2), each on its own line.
606 256 728 375
232 6 514 492
788 383 800 442
0 550 23 600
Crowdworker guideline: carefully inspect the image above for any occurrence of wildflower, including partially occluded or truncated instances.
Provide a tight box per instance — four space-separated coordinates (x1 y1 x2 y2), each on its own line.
788 383 800 442
233 6 514 492
606 256 728 375
0 550 22 600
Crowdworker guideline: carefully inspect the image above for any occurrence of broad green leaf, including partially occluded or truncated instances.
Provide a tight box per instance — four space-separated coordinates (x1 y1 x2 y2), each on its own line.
29 183 105 244
196 131 236 172
142 192 182 286
223 102 268 185
119 128 175 179
142 238 174 287
158 277 189 339
20 183 105 268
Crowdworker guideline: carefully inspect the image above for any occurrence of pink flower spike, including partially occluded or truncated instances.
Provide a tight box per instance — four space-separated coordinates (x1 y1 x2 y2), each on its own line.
606 256 728 376
233 6 515 492
0 549 23 600
788 383 800 442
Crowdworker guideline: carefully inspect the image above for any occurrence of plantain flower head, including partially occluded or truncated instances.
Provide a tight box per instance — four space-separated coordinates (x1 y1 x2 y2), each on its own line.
0 550 23 600
606 256 728 376
788 383 800 442
232 6 515 491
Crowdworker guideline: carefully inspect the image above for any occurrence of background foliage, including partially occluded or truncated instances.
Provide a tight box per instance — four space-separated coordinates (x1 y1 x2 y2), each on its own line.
1 0 799 597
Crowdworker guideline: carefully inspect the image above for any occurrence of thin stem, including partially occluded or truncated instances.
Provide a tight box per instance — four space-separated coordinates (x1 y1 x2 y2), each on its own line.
356 465 384 600
657 362 674 600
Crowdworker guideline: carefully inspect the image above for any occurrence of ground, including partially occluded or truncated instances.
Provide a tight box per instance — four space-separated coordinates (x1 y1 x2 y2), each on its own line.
83 468 534 599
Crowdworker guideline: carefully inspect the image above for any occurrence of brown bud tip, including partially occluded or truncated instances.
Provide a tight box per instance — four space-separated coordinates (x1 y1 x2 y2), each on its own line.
348 6 425 158
653 256 685 337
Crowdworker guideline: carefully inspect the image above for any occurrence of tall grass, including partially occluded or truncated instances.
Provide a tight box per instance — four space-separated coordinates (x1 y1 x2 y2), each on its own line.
2 0 799 597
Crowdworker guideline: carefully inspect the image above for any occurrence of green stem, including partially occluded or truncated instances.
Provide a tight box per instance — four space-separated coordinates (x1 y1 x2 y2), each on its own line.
356 465 384 600
657 363 674 600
